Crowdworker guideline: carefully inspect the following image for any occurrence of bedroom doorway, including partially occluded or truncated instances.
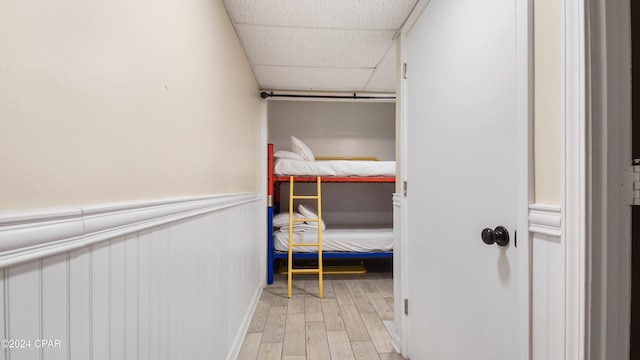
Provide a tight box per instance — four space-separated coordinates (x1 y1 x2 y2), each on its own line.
265 98 398 285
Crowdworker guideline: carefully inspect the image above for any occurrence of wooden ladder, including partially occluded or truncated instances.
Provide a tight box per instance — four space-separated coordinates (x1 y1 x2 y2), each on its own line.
287 176 323 298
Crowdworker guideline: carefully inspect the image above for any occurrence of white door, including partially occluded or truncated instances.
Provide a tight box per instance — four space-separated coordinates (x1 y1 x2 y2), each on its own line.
404 0 524 358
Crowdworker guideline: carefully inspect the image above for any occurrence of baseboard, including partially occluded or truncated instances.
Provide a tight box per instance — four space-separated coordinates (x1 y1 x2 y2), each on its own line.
390 328 402 354
0 193 261 268
227 285 263 360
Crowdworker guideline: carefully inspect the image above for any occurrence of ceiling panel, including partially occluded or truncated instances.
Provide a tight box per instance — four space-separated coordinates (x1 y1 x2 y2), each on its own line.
225 0 417 30
223 0 418 93
364 40 397 92
237 25 396 68
254 66 373 91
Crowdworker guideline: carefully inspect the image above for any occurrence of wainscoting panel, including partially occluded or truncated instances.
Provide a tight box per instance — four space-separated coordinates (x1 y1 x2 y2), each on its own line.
0 269 4 360
529 204 564 360
8 261 41 360
41 253 68 360
69 247 91 360
92 240 111 360
0 193 264 360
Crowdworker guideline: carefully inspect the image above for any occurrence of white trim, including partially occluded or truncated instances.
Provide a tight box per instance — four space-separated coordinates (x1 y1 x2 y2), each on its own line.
227 286 263 360
392 192 407 357
516 0 533 359
563 0 588 358
397 23 410 359
0 193 261 268
529 204 562 237
392 194 402 208
401 0 430 34
259 96 269 287
0 208 84 257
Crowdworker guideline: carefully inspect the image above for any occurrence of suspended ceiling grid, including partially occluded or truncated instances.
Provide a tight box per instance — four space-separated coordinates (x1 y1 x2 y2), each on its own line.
223 0 419 93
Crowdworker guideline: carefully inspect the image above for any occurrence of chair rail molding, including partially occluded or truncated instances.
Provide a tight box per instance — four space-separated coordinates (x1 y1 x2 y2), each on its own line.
0 192 264 360
529 204 562 237
0 193 261 268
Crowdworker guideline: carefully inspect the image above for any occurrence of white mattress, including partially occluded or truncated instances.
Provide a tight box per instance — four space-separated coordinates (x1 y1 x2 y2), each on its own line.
274 159 395 177
274 227 393 253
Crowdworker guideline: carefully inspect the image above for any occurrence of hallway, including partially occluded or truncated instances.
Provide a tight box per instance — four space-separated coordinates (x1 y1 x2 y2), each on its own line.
237 271 403 360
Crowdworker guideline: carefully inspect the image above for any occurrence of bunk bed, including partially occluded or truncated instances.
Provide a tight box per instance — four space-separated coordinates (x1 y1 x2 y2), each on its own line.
267 141 395 284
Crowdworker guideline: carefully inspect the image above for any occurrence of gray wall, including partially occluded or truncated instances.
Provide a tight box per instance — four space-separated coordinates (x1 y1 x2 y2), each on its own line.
269 101 395 160
269 100 395 226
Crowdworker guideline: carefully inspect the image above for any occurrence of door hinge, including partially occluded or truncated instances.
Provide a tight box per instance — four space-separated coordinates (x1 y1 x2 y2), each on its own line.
624 161 640 205
403 63 408 79
403 181 408 197
404 299 409 315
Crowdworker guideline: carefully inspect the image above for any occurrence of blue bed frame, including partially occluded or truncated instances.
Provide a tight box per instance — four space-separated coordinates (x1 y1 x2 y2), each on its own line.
266 144 395 284
267 203 393 284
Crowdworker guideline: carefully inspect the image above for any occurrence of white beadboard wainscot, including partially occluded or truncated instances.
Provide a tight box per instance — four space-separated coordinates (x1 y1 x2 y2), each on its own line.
0 193 265 360
529 204 563 360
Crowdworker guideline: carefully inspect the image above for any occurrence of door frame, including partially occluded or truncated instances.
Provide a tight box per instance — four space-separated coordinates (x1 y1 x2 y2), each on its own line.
563 0 587 358
516 0 632 357
397 0 533 358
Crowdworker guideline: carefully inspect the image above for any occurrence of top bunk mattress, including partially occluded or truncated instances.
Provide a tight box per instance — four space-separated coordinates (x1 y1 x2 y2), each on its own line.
274 159 396 177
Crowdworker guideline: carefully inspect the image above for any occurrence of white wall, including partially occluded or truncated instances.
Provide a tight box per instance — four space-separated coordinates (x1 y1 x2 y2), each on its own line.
0 0 264 211
0 194 264 360
0 0 267 358
268 100 396 226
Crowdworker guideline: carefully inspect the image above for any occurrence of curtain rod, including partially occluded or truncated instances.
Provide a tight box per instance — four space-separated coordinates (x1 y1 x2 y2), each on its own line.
260 91 396 100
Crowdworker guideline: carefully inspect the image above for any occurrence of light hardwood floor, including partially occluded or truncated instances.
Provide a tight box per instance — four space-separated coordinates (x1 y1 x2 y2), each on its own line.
237 272 404 360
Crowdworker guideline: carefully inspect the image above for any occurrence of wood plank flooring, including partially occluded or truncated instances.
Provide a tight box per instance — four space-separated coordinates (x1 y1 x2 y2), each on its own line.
238 273 404 360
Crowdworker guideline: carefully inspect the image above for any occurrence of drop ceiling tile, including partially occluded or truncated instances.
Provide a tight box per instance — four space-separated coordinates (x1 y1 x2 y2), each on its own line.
224 0 418 30
237 25 396 68
254 65 373 91
364 41 397 92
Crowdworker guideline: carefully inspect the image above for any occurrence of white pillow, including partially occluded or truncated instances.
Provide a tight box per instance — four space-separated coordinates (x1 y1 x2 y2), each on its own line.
274 150 304 160
298 203 318 218
290 136 315 161
298 204 326 230
273 212 304 227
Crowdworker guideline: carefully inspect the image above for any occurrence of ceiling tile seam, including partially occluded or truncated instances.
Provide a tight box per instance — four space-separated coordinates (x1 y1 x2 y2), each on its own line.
397 0 424 31
233 22 400 32
362 37 397 91
221 2 263 92
253 64 377 70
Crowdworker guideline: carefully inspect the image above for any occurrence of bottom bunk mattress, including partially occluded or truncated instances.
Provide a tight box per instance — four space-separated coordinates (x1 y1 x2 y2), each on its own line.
273 227 393 253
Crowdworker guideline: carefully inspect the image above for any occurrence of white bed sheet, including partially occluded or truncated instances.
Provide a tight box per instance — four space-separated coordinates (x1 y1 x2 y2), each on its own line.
274 159 395 177
274 227 393 253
